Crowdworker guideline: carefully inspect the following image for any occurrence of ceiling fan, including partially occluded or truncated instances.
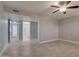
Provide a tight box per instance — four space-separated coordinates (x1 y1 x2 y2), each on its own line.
51 1 79 14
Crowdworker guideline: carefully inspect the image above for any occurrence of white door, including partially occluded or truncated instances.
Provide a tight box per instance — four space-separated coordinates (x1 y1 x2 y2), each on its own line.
23 22 30 41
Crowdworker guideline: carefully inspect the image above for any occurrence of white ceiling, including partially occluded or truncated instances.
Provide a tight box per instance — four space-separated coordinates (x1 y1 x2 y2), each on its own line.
2 1 79 19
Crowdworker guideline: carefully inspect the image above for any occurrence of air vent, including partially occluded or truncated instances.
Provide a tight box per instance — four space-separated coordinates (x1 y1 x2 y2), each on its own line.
13 9 19 13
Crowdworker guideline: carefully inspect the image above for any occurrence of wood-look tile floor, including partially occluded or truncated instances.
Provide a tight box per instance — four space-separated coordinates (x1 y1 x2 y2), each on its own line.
1 40 79 57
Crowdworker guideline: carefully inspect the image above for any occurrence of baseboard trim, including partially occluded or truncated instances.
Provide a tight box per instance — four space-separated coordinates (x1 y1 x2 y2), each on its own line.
39 39 79 44
0 43 9 56
60 39 79 44
40 39 59 44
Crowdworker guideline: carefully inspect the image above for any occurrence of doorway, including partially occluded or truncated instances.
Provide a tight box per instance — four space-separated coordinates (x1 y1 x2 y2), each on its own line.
23 22 30 41
8 19 19 43
10 21 19 42
8 19 39 43
22 21 38 42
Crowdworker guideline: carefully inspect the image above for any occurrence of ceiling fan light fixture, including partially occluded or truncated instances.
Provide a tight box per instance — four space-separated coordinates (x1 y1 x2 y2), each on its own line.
51 1 79 14
59 7 66 12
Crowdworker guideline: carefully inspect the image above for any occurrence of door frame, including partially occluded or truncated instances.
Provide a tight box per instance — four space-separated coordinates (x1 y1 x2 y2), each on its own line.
8 18 10 43
8 19 19 43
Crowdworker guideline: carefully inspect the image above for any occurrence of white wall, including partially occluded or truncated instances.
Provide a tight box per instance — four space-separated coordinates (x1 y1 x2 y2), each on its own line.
23 16 59 42
59 16 79 42
0 2 8 52
5 12 59 43
39 17 59 42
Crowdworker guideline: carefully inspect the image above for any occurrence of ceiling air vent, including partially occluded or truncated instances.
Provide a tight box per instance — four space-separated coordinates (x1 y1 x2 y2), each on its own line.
13 9 19 13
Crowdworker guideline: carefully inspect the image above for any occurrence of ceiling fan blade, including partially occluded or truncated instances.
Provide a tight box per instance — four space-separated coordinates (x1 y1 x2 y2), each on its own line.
66 1 71 5
51 5 59 8
53 9 59 13
67 6 79 9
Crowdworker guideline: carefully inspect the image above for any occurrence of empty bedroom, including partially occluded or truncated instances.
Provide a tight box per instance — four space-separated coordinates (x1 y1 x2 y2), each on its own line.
0 1 79 57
